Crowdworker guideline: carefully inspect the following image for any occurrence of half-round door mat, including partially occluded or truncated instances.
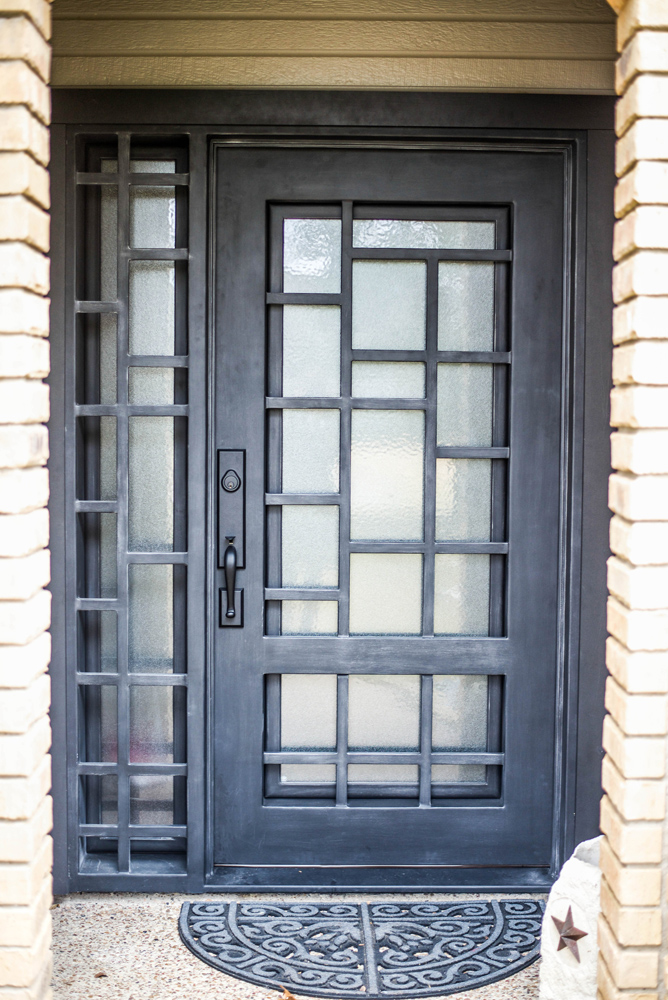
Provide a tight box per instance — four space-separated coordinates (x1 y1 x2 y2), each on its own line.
178 899 545 998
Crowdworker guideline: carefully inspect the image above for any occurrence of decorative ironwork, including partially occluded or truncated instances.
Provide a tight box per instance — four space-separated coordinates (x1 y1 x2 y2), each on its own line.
551 906 587 962
179 899 544 998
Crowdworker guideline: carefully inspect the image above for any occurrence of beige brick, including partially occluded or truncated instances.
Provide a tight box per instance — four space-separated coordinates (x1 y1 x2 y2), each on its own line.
611 385 668 428
606 636 668 693
0 753 49 821
605 674 668 734
608 595 668 651
0 424 47 469
0 674 49 736
614 207 668 260
614 252 668 302
613 296 668 344
617 74 668 138
602 754 665 820
0 717 50 779
598 911 659 988
0 336 48 378
0 587 50 645
0 195 48 252
618 0 668 50
0 467 48 513
0 107 48 167
0 793 50 860
600 836 662 907
613 341 668 384
598 951 658 1000
603 715 665 778
0 902 51 987
0 242 47 295
0 631 50 688
617 119 668 179
0 152 48 209
0 0 51 41
0 874 51 948
0 509 47 558
0 60 49 126
600 794 662 863
0 15 50 83
0 549 49 601
616 30 668 94
615 162 668 219
0 290 48 337
612 431 668 476
608 556 668 610
600 875 662 946
0 379 48 424
610 472 668 520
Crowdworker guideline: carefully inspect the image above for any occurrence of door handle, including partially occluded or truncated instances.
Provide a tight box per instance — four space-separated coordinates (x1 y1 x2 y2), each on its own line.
224 542 237 619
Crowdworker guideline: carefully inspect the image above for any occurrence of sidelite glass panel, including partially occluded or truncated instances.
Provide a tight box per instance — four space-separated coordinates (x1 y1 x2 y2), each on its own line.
282 409 340 494
77 418 117 501
351 362 425 399
81 774 118 826
100 159 118 301
129 160 176 250
78 611 117 673
77 513 117 599
283 219 341 293
282 506 339 588
80 686 117 762
129 261 175 355
129 686 174 763
281 601 338 635
129 367 174 404
437 364 493 447
353 220 495 250
436 459 492 541
438 262 495 352
128 564 174 673
130 775 173 825
129 417 174 552
283 306 340 398
352 261 426 350
351 410 424 541
280 674 336 783
349 554 422 635
434 554 490 636
349 675 420 750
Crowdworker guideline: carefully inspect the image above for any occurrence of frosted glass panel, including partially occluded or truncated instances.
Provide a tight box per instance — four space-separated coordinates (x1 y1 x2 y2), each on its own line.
129 261 175 355
100 686 117 762
128 564 173 673
78 611 117 673
129 775 173 825
352 362 425 399
432 764 486 783
99 315 117 403
437 364 493 447
353 220 495 250
281 674 337 750
283 306 340 397
436 459 492 541
129 417 174 551
281 765 336 783
100 417 116 500
282 409 339 493
129 686 174 763
349 553 422 635
129 367 174 404
283 219 341 293
100 513 116 598
351 410 424 541
352 261 426 350
282 506 339 587
100 775 118 824
349 765 418 783
434 554 490 636
100 159 117 300
348 675 420 750
432 675 488 750
281 601 338 635
438 263 495 351
130 177 175 250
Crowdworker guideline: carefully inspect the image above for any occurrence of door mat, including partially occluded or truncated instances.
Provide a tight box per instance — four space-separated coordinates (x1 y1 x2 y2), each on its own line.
178 899 545 998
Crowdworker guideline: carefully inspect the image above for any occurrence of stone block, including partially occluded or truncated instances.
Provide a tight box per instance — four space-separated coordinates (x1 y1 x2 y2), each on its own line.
0 467 48 513
0 336 48 378
598 912 659 989
613 295 668 344
617 75 668 139
608 595 668 651
0 242 47 295
0 153 48 209
610 472 668 520
0 874 51 948
0 15 51 82
0 379 48 424
0 673 50 735
0 549 49 601
600 875 661 946
616 30 668 94
615 163 668 219
0 587 50 644
0 60 49 126
612 431 668 475
0 510 48 558
614 207 668 260
607 556 668 610
618 0 668 50
616 120 668 179
0 424 47 469
599 836 661 907
0 195 48 252
0 753 49 820
0 905 51 987
606 636 668 693
613 251 668 302
602 754 665 820
604 674 668 734
0 793 51 860
0 107 48 167
0 290 48 337
603 716 665 778
0 715 50 774
0 631 49 688
600 795 662 863
613 341 668 384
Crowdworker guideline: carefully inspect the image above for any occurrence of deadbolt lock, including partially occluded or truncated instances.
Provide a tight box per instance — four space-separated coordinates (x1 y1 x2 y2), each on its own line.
221 469 241 493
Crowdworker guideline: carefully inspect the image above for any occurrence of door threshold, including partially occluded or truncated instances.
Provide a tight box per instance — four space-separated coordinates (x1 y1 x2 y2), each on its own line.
206 865 553 892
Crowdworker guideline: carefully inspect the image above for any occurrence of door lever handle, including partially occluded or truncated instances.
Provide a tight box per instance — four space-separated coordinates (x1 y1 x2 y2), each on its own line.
224 542 237 618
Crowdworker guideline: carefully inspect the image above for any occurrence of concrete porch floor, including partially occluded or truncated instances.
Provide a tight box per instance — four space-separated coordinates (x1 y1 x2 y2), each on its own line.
51 892 545 1000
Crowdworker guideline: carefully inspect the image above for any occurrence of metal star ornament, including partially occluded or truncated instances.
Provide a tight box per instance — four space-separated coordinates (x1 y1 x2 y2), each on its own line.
552 906 588 962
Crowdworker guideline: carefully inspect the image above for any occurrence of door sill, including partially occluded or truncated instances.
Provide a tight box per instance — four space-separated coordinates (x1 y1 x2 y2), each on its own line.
206 866 553 892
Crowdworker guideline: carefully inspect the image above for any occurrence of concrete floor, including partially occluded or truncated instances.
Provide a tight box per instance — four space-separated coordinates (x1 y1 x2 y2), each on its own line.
51 892 544 1000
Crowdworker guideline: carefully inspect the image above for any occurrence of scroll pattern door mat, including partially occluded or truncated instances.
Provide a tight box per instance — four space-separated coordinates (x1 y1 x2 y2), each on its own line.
179 899 545 998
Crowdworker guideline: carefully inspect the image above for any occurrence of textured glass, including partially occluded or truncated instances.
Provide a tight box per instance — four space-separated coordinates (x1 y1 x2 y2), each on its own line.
99 513 117 598
129 261 175 355
129 775 173 825
129 367 174 404
100 417 117 500
352 261 426 350
99 315 117 403
432 675 488 750
78 513 117 599
438 262 495 351
130 687 174 763
130 160 176 250
129 417 174 552
100 159 117 300
351 410 424 541
435 459 492 541
128 564 173 673
349 553 422 635
100 775 118 824
281 764 336 783
432 764 486 783
81 775 118 825
283 306 340 397
78 611 117 673
282 410 339 494
437 364 493 447
281 674 337 750
281 601 338 635
282 506 339 587
348 764 418 783
353 220 495 250
352 362 425 399
434 554 490 636
283 219 341 293
100 686 117 762
348 675 420 750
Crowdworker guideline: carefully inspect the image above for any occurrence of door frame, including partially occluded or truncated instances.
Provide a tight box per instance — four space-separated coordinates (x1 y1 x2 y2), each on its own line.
49 91 614 894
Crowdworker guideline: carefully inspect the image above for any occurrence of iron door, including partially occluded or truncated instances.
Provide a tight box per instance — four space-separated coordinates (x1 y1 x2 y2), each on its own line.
212 142 565 871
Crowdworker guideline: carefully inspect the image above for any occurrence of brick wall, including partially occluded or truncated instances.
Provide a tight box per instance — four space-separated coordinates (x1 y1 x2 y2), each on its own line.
0 2 52 998
600 1 668 998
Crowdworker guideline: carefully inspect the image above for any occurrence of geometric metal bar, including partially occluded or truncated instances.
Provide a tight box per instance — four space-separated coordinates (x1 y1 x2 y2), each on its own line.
349 248 512 262
265 588 341 601
266 293 342 305
265 494 342 505
76 673 188 686
437 351 511 364
436 447 509 459
263 751 504 765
